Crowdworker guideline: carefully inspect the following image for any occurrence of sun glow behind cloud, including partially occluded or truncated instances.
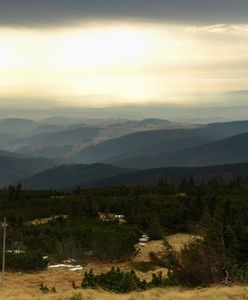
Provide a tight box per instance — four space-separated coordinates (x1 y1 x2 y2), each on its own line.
0 22 248 107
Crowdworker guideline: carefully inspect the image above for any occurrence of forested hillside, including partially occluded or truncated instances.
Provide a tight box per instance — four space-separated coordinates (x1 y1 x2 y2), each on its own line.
20 164 131 190
74 120 248 165
113 132 248 168
0 153 58 187
1 178 248 288
18 162 248 190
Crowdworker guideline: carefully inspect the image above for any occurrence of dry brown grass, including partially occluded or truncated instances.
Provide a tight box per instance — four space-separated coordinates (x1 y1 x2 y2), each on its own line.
26 215 69 225
1 234 247 300
2 283 248 300
134 233 197 263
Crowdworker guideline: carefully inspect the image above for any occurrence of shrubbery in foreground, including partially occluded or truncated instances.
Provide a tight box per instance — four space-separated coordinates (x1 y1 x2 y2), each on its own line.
81 267 172 293
0 251 48 271
161 234 248 287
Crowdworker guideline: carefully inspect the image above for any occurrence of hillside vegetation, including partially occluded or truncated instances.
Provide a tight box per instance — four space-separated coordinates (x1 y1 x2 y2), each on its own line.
74 120 248 165
2 234 248 299
19 162 248 190
20 164 131 190
114 132 248 168
1 179 248 277
0 153 58 187
3 119 248 187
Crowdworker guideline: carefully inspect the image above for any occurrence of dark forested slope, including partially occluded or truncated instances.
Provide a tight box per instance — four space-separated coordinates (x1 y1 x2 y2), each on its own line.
19 163 132 190
0 154 58 187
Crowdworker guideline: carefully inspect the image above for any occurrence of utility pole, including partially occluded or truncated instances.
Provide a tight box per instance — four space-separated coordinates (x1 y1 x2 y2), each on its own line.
2 217 7 286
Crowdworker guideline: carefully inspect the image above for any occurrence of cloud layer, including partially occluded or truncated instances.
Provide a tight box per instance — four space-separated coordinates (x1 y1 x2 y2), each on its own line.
1 0 248 27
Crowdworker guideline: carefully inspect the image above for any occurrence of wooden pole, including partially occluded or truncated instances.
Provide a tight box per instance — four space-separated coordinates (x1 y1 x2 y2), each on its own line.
2 217 7 286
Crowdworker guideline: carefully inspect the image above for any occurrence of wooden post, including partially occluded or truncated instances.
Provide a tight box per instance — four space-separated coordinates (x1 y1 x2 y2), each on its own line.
2 217 7 286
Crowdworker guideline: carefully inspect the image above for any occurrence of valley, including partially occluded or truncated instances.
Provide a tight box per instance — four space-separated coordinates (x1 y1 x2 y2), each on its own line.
2 118 248 188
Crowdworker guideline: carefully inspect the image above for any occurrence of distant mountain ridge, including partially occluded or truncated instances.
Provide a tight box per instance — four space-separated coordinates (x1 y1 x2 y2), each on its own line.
0 152 58 187
112 131 248 168
2 119 248 189
18 162 248 190
0 118 37 135
84 163 248 188
19 164 132 190
74 120 248 165
73 128 209 164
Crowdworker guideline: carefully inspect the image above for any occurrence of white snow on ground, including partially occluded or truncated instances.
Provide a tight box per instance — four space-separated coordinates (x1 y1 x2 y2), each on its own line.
69 266 84 272
48 264 74 269
48 264 83 271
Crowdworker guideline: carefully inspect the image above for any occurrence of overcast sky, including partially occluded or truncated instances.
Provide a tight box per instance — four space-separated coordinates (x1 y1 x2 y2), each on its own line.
0 1 247 109
1 0 248 26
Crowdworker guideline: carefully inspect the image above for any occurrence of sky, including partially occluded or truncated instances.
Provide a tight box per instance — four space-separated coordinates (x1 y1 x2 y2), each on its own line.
0 0 248 109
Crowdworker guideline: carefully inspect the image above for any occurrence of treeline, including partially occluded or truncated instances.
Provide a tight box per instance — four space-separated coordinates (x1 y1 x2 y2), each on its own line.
0 218 140 270
0 177 247 286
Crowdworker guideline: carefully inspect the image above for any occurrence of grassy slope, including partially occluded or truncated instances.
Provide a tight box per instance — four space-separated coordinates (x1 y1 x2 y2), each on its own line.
2 234 248 300
2 281 248 300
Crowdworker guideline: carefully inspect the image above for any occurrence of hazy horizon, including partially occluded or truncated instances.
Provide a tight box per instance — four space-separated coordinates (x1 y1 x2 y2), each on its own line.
1 102 248 123
1 1 248 110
